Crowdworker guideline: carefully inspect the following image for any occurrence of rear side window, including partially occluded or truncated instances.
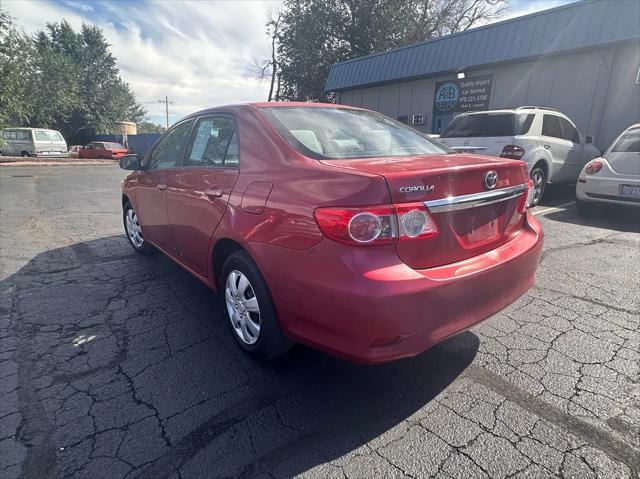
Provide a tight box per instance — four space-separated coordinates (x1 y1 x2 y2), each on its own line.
558 117 580 143
440 114 516 138
185 116 239 168
518 114 535 135
34 130 62 142
612 128 640 152
16 131 30 140
3 131 17 140
148 120 193 170
542 115 563 139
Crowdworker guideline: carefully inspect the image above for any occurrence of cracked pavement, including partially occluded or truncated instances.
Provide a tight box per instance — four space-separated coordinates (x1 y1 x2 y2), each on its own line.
1 165 638 479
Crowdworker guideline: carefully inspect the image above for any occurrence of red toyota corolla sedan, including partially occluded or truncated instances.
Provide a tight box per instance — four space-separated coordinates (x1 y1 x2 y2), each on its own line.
120 102 543 363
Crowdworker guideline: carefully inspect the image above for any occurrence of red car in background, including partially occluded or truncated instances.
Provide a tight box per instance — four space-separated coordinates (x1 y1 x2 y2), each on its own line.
67 145 83 158
80 141 129 159
119 102 543 364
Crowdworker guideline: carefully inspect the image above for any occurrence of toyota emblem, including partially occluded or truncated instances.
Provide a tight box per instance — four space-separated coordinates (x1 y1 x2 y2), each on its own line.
484 171 498 189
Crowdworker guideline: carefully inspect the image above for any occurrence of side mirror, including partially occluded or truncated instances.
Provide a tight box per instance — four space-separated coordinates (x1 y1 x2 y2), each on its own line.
120 154 141 170
585 135 593 144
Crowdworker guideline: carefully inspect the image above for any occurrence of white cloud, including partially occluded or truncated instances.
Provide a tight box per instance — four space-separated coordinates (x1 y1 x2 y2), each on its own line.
504 0 577 20
3 0 281 126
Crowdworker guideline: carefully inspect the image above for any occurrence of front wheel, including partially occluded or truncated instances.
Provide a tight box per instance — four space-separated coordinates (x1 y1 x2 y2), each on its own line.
123 201 154 254
222 250 293 360
529 166 547 207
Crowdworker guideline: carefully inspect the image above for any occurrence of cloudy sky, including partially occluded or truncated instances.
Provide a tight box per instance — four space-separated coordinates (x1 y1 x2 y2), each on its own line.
4 0 574 126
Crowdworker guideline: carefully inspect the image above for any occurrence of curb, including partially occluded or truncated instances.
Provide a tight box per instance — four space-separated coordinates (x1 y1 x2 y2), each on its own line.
0 158 117 166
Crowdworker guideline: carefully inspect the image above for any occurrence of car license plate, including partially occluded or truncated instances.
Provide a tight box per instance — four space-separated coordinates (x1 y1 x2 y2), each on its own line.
620 185 640 199
468 211 499 243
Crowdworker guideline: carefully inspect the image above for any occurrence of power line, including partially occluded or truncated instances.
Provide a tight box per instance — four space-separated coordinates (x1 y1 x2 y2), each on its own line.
158 96 174 129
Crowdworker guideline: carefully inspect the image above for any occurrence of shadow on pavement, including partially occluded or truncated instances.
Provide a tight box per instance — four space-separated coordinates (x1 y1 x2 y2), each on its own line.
537 183 576 207
4 235 479 478
545 203 640 233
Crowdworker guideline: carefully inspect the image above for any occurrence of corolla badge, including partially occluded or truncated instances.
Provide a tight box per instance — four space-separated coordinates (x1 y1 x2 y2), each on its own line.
484 170 498 190
398 185 435 193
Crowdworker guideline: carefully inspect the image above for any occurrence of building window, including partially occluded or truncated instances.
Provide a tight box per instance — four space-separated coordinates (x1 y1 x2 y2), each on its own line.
397 115 408 124
412 114 424 125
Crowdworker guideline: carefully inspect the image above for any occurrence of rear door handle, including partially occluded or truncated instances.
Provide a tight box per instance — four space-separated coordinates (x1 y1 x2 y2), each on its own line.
204 188 223 199
157 184 167 191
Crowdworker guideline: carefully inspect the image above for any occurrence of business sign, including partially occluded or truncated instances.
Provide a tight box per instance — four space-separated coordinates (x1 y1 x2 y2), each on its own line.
433 75 493 113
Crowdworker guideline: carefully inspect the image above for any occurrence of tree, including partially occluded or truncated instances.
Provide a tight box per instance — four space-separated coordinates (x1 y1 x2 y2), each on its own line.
273 0 508 102
28 20 146 142
249 10 282 101
0 11 35 129
0 10 146 143
137 121 165 134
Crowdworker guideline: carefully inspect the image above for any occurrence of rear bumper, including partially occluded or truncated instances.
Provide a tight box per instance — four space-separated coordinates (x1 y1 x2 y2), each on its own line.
250 214 543 364
576 176 640 206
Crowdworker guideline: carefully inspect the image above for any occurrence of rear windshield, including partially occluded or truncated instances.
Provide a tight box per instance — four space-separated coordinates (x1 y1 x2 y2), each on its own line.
261 107 451 160
104 142 124 149
34 130 65 142
612 128 640 153
441 113 518 138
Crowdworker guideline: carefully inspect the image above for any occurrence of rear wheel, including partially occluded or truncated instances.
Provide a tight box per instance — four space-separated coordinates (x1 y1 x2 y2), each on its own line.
123 201 154 254
221 250 293 360
530 166 547 206
21 151 30 158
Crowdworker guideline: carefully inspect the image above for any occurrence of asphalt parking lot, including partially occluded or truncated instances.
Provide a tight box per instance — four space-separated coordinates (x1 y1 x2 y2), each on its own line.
1 165 639 479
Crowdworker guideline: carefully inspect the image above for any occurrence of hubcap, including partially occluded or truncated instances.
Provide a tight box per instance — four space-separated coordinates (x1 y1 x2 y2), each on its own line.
225 270 261 345
125 208 144 248
532 171 544 203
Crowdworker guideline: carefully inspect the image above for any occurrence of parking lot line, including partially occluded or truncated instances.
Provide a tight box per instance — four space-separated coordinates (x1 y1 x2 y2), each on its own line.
532 200 576 216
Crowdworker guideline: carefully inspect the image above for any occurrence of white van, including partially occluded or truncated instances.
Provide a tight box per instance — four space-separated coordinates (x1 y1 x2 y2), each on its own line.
0 128 69 157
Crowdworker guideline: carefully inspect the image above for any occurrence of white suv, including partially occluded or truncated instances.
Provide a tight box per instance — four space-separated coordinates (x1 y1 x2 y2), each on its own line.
438 107 600 205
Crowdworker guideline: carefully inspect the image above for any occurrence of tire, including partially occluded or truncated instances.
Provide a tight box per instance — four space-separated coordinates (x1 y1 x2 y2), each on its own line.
529 165 547 207
21 151 30 158
221 250 293 360
123 201 154 254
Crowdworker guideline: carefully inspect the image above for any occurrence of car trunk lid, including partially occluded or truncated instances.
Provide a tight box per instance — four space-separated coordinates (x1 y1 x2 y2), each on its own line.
320 154 529 269
607 152 640 176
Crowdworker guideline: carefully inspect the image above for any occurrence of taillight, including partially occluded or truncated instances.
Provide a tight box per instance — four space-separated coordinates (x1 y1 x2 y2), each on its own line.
519 179 535 213
585 161 603 175
500 145 525 160
395 204 438 242
314 203 438 246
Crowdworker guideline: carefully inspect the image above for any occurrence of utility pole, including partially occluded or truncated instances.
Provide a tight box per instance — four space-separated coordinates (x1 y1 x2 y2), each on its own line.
158 96 174 129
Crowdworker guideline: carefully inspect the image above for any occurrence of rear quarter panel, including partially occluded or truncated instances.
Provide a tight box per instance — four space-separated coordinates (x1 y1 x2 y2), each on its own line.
209 105 391 280
520 138 552 178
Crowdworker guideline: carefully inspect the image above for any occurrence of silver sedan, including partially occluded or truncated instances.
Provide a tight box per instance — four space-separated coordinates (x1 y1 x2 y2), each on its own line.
576 124 640 210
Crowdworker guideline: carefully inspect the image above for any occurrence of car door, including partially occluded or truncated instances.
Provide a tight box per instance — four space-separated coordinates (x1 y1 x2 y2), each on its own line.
80 144 91 159
558 117 591 180
541 114 572 182
134 119 194 255
166 114 241 277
